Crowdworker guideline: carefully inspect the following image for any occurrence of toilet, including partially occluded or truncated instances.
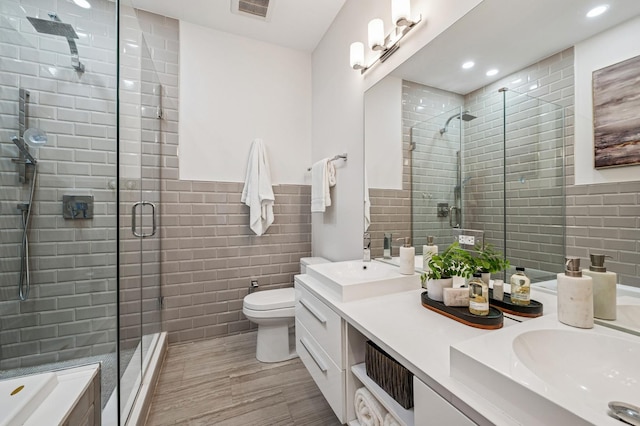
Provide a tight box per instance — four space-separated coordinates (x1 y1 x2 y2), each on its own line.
243 257 329 363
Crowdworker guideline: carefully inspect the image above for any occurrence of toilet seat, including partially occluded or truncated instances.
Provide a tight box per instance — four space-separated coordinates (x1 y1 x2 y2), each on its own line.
243 288 295 311
242 306 295 319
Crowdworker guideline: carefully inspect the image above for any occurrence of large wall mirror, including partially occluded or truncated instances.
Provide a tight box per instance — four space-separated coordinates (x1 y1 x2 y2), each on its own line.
364 0 640 333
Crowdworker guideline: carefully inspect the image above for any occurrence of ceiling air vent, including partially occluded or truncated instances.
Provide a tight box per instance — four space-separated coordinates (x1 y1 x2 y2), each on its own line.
231 0 274 21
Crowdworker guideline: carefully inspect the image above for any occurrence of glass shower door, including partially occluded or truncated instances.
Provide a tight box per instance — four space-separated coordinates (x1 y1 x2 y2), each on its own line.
118 9 162 423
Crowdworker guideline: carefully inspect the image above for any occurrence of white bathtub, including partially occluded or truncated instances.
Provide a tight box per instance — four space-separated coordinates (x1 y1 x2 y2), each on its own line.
0 364 99 426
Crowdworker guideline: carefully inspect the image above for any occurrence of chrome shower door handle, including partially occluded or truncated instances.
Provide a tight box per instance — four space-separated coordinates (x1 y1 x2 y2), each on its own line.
131 201 157 238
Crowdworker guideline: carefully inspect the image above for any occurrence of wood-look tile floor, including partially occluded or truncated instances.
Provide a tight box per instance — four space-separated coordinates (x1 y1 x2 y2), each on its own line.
145 332 342 425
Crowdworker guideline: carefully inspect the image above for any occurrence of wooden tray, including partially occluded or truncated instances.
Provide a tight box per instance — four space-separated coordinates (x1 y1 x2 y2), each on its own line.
489 289 543 318
421 291 503 330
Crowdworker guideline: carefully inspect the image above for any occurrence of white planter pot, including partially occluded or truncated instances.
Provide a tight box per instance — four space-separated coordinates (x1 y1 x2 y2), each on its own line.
427 278 454 302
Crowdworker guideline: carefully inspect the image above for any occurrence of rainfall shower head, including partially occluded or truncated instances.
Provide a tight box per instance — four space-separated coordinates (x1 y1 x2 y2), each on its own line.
440 110 477 135
27 16 78 38
27 13 84 73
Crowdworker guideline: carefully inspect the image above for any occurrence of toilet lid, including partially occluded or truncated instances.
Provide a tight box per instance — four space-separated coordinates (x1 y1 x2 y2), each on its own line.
243 288 295 311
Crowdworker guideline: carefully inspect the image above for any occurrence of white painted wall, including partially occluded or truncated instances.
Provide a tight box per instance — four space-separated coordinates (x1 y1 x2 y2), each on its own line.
364 76 403 190
574 16 640 185
311 0 482 260
179 21 312 184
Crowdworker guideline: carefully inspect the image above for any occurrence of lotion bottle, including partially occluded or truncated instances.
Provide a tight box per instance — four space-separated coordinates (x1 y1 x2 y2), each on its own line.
557 257 593 329
422 235 438 271
397 237 415 275
582 254 616 320
468 273 489 316
510 267 530 306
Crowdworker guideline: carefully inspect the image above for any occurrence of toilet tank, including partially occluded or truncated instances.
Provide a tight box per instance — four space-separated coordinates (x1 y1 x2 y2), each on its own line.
300 257 330 274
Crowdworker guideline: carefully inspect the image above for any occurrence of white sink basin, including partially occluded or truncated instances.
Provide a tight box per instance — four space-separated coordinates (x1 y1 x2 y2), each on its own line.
451 315 640 425
306 260 420 302
513 329 640 405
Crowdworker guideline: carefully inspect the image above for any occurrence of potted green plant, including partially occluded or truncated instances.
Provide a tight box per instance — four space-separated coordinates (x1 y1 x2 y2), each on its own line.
421 242 474 302
473 243 510 283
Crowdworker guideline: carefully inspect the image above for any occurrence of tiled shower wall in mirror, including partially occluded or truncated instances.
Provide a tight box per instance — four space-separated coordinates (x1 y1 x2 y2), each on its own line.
393 47 638 286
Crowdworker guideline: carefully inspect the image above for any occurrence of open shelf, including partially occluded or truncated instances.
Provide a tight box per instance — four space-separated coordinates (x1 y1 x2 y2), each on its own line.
351 363 414 426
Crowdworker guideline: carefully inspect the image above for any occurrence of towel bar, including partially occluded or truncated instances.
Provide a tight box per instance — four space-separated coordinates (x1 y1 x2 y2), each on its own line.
307 153 347 171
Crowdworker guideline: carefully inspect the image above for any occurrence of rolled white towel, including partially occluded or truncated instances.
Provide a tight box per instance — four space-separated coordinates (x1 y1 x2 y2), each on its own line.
354 387 387 426
383 413 401 426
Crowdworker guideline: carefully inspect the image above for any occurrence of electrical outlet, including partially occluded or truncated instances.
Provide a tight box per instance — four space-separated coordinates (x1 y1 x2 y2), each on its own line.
458 235 475 246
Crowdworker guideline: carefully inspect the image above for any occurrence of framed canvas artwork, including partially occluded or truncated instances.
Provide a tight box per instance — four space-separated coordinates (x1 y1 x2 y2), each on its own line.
592 54 640 169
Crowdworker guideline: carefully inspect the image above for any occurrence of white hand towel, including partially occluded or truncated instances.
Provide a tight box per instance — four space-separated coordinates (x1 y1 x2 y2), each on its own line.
354 387 387 426
311 158 336 212
383 413 400 426
241 138 275 236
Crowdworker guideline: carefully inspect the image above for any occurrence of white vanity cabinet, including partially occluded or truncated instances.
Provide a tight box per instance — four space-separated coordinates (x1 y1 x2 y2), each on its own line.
414 378 476 425
295 283 348 423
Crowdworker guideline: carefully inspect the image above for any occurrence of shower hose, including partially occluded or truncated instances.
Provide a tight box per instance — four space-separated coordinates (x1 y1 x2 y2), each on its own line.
18 165 37 301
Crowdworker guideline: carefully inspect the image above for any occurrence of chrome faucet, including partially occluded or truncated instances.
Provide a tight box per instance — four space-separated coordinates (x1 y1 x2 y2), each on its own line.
383 233 392 259
363 232 371 262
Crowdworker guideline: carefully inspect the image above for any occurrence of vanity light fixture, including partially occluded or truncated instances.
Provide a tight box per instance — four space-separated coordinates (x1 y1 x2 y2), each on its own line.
350 0 422 74
486 69 499 76
462 61 475 69
586 4 609 18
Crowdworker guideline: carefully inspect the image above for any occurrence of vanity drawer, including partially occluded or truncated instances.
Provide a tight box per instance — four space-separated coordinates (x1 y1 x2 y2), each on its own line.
296 319 346 423
295 286 344 368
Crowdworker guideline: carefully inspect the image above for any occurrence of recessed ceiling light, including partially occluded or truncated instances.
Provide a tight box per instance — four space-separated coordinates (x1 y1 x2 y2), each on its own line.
529 84 539 90
486 69 498 76
586 5 608 18
462 61 475 69
73 0 91 8
512 78 522 84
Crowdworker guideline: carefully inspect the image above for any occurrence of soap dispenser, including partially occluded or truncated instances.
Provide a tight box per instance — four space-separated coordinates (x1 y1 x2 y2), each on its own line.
397 237 415 275
582 254 616 320
422 235 438 271
557 257 593 329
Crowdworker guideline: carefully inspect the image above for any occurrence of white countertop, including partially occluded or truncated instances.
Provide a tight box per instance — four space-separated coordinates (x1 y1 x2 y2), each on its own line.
295 272 578 426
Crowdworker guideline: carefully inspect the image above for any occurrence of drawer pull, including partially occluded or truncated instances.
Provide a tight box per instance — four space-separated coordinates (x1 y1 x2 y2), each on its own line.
300 337 328 373
300 299 327 324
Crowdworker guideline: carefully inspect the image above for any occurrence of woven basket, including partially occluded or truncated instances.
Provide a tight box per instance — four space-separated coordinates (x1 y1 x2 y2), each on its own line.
364 341 414 409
